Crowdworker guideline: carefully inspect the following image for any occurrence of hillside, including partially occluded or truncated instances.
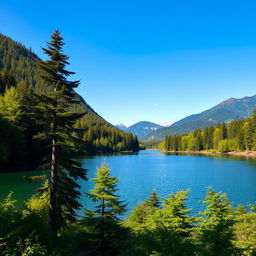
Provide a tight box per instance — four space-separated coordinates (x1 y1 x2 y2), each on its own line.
144 95 256 141
0 33 139 169
0 33 115 128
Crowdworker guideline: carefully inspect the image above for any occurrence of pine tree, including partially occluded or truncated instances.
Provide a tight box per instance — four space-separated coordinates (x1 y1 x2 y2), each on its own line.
35 30 87 235
199 187 236 256
141 190 197 255
193 128 203 151
0 87 22 123
146 189 161 208
158 190 196 237
85 163 126 254
0 69 16 94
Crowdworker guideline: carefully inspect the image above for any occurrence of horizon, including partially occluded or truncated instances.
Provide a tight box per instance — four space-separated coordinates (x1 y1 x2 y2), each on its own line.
1 1 256 125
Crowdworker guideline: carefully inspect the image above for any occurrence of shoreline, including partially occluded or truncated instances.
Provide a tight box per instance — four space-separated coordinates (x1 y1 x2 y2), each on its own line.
162 150 256 158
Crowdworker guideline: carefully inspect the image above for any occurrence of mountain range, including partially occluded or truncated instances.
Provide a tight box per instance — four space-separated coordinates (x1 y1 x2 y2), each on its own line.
143 95 256 141
116 121 164 140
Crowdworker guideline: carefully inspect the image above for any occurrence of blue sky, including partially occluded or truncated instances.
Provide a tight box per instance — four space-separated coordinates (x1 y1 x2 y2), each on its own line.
1 0 256 125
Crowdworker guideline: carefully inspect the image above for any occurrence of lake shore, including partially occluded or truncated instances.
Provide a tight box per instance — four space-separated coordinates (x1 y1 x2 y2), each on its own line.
163 150 256 158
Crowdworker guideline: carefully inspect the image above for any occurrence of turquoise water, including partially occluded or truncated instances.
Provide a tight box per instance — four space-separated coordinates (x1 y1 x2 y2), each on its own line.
1 150 256 216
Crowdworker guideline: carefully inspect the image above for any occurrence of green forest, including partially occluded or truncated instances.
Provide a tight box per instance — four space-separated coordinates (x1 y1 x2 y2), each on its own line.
0 33 139 171
162 111 256 153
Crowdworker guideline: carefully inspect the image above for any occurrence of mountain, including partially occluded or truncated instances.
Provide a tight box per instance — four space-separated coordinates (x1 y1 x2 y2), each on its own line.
156 121 171 127
0 33 114 128
143 95 256 141
0 33 140 161
124 121 163 140
115 123 128 131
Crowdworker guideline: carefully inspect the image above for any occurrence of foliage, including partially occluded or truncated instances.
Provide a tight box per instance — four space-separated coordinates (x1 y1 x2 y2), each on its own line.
146 189 161 208
1 185 256 255
0 87 22 122
125 190 197 255
234 213 256 255
84 163 127 255
125 189 161 232
199 187 237 256
162 113 256 153
34 30 88 235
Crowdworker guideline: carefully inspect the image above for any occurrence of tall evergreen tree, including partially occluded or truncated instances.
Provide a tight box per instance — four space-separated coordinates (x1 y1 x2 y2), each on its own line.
36 30 87 235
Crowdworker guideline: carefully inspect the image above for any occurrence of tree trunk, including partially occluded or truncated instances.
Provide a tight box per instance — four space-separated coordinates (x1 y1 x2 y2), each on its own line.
100 198 106 256
49 102 58 236
49 138 58 236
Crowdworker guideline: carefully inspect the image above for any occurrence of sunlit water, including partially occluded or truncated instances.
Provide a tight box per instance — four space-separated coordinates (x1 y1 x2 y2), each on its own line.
1 150 256 217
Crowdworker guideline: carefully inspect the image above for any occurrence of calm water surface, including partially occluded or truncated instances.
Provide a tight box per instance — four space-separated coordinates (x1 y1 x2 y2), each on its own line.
1 150 256 216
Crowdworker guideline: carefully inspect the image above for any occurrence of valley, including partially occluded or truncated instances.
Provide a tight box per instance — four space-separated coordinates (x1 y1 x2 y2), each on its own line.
1 2 256 254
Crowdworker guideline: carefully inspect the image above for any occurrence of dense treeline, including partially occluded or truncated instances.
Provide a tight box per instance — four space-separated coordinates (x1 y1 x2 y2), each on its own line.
162 110 256 152
0 34 139 170
0 34 39 89
76 120 139 152
141 140 161 149
1 164 256 255
0 83 139 170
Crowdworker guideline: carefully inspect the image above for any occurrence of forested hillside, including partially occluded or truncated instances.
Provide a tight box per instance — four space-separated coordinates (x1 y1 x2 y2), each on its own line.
0 33 113 125
0 34 139 170
162 109 256 152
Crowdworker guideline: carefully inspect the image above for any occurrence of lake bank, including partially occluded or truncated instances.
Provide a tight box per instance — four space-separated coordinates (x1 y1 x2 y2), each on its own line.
162 150 256 158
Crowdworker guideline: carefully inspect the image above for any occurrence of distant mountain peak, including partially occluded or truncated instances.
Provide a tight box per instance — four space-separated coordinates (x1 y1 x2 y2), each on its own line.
115 121 163 140
157 121 171 127
222 98 236 104
143 94 256 142
221 95 256 105
116 123 129 128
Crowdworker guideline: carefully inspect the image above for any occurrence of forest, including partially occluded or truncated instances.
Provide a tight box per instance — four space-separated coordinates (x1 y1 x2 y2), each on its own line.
162 112 256 153
0 33 139 171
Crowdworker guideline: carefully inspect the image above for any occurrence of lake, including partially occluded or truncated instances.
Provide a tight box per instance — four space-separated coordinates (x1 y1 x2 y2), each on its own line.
1 149 256 216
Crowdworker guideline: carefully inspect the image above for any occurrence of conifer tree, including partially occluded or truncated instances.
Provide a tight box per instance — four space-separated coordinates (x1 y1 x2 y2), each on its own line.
199 187 236 256
86 163 126 222
140 190 197 255
0 69 16 94
146 189 161 208
126 189 161 232
35 30 87 235
85 163 126 254
156 190 196 237
0 87 22 123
